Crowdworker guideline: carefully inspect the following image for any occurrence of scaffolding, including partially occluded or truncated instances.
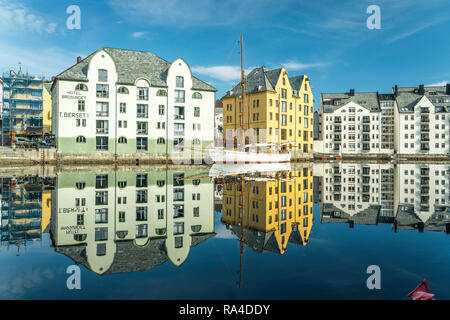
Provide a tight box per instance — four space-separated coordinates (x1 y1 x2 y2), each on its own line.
1 68 44 146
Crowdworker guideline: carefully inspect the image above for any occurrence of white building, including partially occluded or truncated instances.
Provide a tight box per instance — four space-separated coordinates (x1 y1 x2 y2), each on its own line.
51 47 217 160
317 90 392 155
394 84 450 156
316 84 450 157
51 168 215 274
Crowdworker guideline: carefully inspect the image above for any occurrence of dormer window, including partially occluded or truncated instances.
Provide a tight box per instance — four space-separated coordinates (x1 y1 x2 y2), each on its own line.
117 86 129 94
192 92 202 99
75 83 88 91
176 76 184 88
98 69 108 82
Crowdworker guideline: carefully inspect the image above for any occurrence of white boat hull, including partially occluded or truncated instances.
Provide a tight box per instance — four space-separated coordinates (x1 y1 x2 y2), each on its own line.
209 148 290 164
209 162 292 178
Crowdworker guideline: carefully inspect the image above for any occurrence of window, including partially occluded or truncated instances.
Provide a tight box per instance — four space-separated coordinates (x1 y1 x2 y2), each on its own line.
175 106 185 119
136 174 148 188
96 102 109 117
96 120 109 134
157 180 165 187
76 136 86 143
119 103 126 113
157 137 166 144
194 107 200 117
118 181 127 188
119 212 126 223
77 214 84 226
76 182 86 190
137 138 148 151
137 87 149 100
175 90 185 103
159 105 165 115
98 69 108 82
175 237 183 248
95 208 108 223
174 222 184 235
193 207 200 217
75 83 88 91
176 76 184 88
78 100 85 111
281 89 287 99
304 94 309 103
118 137 127 144
96 84 109 98
96 244 106 256
137 104 148 118
96 175 108 189
136 207 148 220
137 122 148 134
117 86 129 94
96 136 108 151
95 191 108 205
191 225 202 232
156 89 167 96
192 138 201 145
192 92 202 99
136 224 148 238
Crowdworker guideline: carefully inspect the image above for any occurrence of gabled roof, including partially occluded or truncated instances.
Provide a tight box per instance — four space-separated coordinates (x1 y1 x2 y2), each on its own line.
394 85 450 113
222 66 306 99
54 47 216 92
321 92 380 113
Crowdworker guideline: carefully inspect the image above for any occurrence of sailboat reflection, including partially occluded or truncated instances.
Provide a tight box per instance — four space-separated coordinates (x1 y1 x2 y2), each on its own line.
217 164 314 286
50 168 215 275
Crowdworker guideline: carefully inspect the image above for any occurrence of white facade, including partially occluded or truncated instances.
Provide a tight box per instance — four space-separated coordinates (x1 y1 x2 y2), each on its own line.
53 48 216 159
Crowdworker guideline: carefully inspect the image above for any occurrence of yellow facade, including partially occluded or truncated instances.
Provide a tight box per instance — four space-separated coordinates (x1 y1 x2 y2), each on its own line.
221 166 314 254
43 83 52 134
41 191 51 232
222 68 314 153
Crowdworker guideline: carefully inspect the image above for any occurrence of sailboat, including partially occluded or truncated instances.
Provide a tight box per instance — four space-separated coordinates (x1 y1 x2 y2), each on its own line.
209 35 291 165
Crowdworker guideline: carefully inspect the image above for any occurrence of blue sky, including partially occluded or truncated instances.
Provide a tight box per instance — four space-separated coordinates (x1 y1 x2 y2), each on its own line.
1 0 449 109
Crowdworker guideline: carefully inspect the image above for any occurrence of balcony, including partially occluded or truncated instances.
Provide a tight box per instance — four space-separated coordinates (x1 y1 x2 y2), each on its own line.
421 125 430 132
333 136 342 142
420 134 430 142
420 144 430 151
334 127 342 132
334 118 342 124
420 168 430 176
362 125 370 133
420 116 429 123
421 187 429 194
420 108 429 114
362 117 370 124
420 177 430 185
420 196 429 205
362 134 370 142
96 128 109 134
362 143 370 152
362 176 370 184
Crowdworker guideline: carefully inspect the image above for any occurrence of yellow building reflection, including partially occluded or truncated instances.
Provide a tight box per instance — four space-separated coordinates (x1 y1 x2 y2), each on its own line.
221 165 314 254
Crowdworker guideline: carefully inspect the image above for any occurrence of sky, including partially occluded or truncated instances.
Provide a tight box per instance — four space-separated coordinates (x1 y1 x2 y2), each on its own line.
1 0 449 109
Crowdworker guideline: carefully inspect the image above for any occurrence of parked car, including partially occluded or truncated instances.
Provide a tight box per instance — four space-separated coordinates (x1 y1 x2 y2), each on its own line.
16 137 34 148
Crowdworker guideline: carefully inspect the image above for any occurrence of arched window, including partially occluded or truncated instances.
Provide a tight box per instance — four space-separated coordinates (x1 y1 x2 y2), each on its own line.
155 228 166 235
117 86 129 94
191 225 202 232
118 181 127 188
192 179 201 186
118 137 127 144
192 92 202 99
76 136 86 143
98 69 108 82
116 231 128 239
176 76 184 88
75 83 88 91
76 182 86 190
156 89 167 96
192 138 201 145
157 180 165 187
157 137 165 144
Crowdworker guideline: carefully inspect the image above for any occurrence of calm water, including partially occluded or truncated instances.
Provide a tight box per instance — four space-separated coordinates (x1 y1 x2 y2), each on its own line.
0 163 449 300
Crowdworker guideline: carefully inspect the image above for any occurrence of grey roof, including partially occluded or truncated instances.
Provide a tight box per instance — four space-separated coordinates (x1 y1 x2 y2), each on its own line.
394 85 450 113
55 47 216 92
43 81 52 93
222 66 307 99
320 204 380 225
321 92 380 113
227 224 281 254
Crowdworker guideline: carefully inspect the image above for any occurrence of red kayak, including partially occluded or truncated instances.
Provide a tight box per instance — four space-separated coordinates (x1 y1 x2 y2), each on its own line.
407 279 435 300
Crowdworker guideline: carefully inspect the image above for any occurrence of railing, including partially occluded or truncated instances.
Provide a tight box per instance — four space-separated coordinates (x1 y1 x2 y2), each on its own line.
174 130 185 136
96 128 109 134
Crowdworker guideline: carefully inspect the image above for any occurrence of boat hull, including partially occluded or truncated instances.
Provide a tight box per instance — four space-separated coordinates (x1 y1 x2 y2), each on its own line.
209 149 291 164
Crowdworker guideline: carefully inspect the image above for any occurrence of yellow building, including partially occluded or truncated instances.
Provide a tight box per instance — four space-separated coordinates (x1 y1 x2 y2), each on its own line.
222 67 314 155
43 81 52 134
221 166 314 254
41 191 51 232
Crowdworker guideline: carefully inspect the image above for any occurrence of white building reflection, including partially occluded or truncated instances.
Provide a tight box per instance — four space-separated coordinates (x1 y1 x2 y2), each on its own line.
314 163 450 233
50 168 215 275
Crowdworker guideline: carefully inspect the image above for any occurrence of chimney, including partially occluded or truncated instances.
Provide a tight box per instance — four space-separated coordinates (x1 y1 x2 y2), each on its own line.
77 56 82 64
394 85 398 97
419 84 425 95
51 76 55 82
446 83 450 95
349 89 355 96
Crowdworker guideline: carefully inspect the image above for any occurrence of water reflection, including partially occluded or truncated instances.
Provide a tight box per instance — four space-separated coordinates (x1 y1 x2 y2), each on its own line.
50 168 215 274
220 164 314 255
315 163 450 233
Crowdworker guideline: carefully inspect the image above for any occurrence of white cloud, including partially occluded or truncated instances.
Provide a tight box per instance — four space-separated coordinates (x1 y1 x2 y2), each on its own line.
426 81 448 87
386 23 435 44
131 31 147 39
0 0 57 34
281 61 327 71
192 66 241 82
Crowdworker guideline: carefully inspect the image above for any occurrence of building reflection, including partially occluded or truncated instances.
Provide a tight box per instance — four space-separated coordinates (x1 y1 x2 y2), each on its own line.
0 176 53 251
221 164 314 254
50 168 215 275
315 163 450 233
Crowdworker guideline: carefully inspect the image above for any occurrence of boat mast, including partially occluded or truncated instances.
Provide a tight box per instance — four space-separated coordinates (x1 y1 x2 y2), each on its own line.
240 34 246 149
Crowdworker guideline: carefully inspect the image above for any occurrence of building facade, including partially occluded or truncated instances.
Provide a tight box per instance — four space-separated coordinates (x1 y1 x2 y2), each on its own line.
316 83 450 157
43 81 52 135
1 68 44 146
51 168 214 274
222 67 314 156
52 47 216 160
